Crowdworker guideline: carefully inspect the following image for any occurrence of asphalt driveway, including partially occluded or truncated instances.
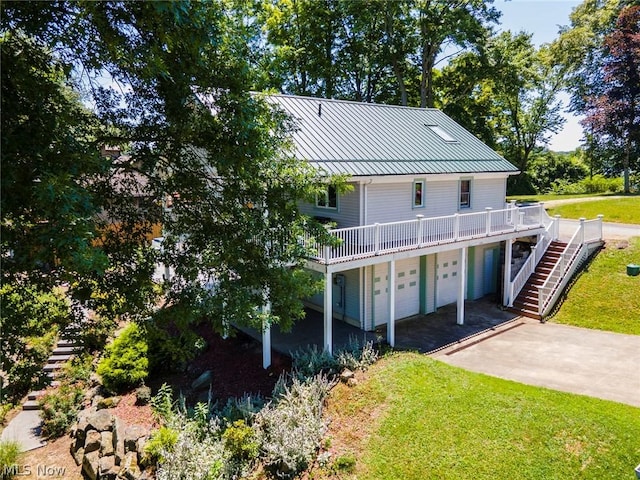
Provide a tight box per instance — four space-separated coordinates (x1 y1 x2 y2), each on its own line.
432 319 640 407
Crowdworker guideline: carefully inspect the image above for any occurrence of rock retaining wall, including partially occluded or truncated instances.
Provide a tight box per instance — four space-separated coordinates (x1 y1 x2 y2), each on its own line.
70 408 152 480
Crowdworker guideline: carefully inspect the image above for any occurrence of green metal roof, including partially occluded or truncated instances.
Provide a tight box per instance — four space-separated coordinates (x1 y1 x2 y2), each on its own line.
267 94 518 176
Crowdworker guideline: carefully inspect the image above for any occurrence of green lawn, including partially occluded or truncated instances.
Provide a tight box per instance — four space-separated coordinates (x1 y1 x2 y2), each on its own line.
325 354 640 480
545 196 640 224
507 193 611 202
550 237 640 335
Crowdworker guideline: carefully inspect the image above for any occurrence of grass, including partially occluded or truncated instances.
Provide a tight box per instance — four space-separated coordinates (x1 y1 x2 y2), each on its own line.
546 196 640 224
323 354 640 480
549 237 640 334
507 193 611 202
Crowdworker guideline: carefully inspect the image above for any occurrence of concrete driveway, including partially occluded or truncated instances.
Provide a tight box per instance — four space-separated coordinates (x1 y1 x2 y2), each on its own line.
432 319 640 407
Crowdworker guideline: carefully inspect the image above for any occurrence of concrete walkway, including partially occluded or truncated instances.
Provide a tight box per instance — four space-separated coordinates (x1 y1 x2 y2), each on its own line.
558 218 640 240
0 410 46 451
432 319 640 407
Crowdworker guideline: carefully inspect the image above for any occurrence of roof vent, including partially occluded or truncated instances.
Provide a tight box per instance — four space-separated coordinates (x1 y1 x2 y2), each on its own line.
425 124 456 143
318 102 322 117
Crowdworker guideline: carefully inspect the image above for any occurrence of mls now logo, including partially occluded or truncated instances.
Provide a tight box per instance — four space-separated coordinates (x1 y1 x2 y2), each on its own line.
1 464 66 477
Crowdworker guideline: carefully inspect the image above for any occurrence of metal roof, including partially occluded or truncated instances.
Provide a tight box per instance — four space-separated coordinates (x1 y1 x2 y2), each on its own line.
266 94 518 176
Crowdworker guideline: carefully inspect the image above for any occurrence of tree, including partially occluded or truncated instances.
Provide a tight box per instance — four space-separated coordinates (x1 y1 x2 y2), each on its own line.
580 5 640 193
2 1 334 336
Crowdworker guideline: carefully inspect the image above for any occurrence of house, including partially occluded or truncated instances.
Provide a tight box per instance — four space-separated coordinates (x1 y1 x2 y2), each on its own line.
257 94 604 367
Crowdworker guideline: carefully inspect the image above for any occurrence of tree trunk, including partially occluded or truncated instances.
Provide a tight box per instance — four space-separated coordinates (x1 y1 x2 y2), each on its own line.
624 136 631 193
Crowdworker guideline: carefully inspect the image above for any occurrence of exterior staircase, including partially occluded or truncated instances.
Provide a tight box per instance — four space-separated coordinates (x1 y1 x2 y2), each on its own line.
509 241 568 320
22 337 82 411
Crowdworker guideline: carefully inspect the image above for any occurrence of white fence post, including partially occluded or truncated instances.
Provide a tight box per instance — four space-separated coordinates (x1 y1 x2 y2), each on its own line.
517 210 525 231
554 215 561 240
416 215 424 246
538 202 545 225
597 214 604 241
453 213 459 240
485 207 493 235
374 223 380 254
579 217 585 245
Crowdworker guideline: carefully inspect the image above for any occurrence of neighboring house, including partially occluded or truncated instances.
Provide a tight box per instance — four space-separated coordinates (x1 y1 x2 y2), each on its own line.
262 94 603 362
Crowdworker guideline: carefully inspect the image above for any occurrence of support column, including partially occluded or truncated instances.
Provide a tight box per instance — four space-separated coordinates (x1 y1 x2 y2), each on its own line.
262 300 272 369
387 260 395 347
457 247 467 325
503 240 513 306
324 271 333 355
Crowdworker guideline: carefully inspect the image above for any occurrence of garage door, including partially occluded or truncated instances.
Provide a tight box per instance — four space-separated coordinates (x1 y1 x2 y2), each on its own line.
436 250 459 307
395 258 420 319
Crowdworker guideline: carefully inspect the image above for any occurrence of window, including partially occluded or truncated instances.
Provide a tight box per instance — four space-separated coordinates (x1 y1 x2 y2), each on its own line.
316 185 337 209
426 124 456 142
459 179 471 208
413 180 425 208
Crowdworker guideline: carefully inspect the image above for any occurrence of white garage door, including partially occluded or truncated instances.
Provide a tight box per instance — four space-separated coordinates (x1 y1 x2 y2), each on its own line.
436 250 460 307
395 258 420 319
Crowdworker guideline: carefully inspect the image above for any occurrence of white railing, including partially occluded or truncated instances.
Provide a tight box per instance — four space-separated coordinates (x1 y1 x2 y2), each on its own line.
508 219 555 306
307 204 546 264
537 219 587 317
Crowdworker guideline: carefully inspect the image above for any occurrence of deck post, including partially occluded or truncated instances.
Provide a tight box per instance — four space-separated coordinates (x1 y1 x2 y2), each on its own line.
324 271 333 355
579 217 585 244
597 214 604 240
485 207 493 235
539 202 545 224
453 213 460 240
387 260 395 347
416 215 424 246
374 223 381 254
457 247 467 325
554 214 561 240
503 239 513 306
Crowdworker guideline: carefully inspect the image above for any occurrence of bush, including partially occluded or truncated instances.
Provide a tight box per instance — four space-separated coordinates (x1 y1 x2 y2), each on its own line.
222 420 259 477
144 426 179 465
331 454 356 474
217 394 265 423
0 440 21 480
335 337 379 372
291 338 379 379
97 322 148 394
39 384 84 438
256 374 333 479
550 175 624 195
58 353 93 385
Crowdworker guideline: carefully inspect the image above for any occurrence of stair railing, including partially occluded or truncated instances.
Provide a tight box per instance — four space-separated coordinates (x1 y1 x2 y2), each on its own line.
537 219 587 317
507 218 555 307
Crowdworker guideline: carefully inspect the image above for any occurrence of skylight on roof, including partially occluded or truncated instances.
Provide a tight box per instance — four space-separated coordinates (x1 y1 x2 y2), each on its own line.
426 124 456 143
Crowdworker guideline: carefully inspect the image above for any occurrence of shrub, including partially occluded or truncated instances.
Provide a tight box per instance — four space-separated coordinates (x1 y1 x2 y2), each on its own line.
39 384 84 438
551 175 624 195
331 454 356 474
335 336 379 372
58 353 93 385
97 322 148 394
222 420 259 478
217 394 265 423
256 374 333 479
290 345 338 378
0 440 21 480
144 426 179 465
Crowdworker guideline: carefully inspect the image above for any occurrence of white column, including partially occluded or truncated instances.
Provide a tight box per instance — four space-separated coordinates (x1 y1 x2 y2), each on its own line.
324 272 333 355
457 247 467 325
387 260 396 347
262 300 272 369
503 240 513 306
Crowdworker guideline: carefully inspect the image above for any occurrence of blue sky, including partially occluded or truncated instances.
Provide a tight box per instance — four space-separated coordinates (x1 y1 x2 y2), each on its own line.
495 0 583 151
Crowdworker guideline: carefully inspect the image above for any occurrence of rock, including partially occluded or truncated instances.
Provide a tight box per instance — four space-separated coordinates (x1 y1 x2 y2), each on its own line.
97 396 121 410
120 451 141 480
82 450 100 480
72 446 84 467
347 377 359 387
124 425 148 453
99 454 116 476
87 409 113 432
101 467 119 480
191 370 213 390
101 431 114 456
339 369 355 382
91 394 104 407
84 430 102 454
136 437 148 467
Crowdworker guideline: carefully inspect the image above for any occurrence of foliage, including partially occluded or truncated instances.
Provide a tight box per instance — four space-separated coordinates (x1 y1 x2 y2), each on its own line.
529 150 589 193
291 338 379 378
144 426 179 465
256 374 332 479
550 174 623 195
580 5 640 193
58 354 93 385
329 353 640 479
97 323 148 394
0 440 21 480
330 454 356 474
0 403 14 425
550 237 640 333
217 394 266 424
0 283 67 403
39 384 84 438
222 420 259 468
73 315 117 354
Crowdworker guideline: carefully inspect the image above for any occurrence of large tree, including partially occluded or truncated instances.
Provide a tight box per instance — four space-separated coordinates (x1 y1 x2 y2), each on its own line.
2 1 333 336
580 5 640 192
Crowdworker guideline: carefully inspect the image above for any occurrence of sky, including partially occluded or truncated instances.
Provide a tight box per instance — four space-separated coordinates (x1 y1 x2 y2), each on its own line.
495 0 583 152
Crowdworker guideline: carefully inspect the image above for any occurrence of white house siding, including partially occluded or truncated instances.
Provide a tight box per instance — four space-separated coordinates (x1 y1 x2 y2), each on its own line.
298 183 360 228
470 177 508 211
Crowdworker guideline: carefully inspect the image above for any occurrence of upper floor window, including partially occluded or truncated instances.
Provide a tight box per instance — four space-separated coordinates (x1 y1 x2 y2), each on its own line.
316 185 337 209
459 179 471 208
413 180 425 208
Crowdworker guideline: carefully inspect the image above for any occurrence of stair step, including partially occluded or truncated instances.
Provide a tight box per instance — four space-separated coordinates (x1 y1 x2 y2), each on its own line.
23 400 40 411
56 338 81 348
47 354 72 364
507 307 542 320
43 363 62 373
27 390 45 401
51 346 79 356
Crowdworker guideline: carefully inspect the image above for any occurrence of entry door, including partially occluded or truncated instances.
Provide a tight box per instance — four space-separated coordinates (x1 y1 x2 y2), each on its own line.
436 250 459 307
483 248 497 295
395 258 420 319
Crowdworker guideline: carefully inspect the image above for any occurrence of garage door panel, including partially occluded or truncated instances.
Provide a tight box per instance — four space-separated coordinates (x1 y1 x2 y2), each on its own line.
395 258 420 319
436 250 459 307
